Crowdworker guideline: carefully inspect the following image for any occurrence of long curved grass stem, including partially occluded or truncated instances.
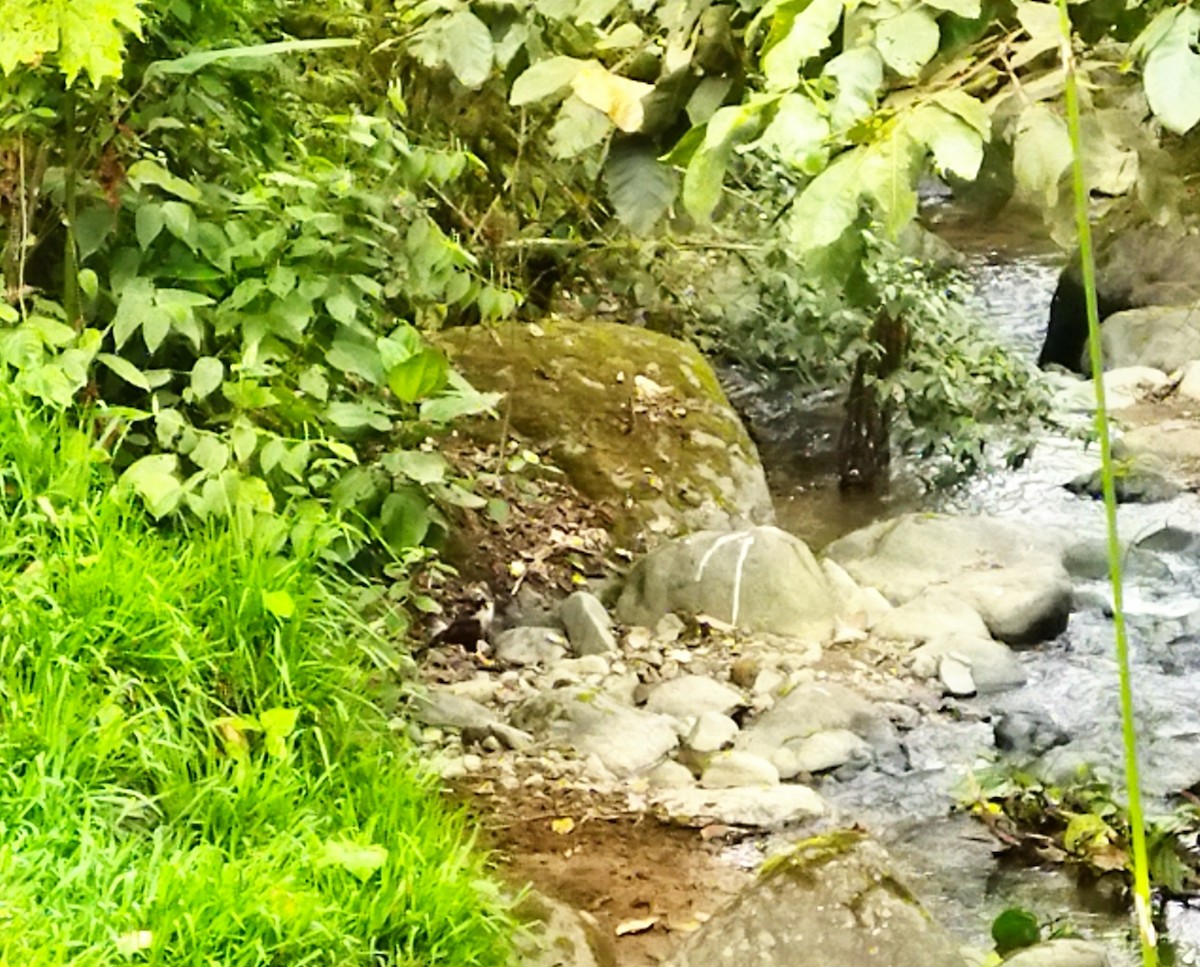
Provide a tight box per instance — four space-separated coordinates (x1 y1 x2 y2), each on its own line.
1055 7 1157 965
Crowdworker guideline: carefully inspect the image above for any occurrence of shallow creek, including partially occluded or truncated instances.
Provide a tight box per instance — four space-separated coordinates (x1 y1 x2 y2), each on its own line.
734 212 1200 963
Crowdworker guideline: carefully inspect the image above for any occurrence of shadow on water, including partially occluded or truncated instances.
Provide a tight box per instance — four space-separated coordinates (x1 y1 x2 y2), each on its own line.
722 204 1200 963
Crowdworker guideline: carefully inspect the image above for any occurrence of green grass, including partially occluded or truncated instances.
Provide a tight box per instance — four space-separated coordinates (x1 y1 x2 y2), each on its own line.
0 399 515 965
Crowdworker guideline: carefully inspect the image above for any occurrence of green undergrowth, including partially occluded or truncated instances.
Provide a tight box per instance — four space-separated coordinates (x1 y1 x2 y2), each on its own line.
0 397 515 965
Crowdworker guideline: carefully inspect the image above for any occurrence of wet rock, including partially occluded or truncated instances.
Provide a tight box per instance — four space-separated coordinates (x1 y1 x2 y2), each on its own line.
685 711 739 753
561 591 617 657
435 320 774 543
512 688 679 777
872 590 991 644
1100 306 1200 373
493 626 568 666
645 759 696 789
645 675 743 719
700 751 779 788
615 526 835 640
826 513 1066 607
665 831 965 967
1001 938 1115 967
412 691 498 731
513 889 617 967
777 728 873 776
737 682 897 774
652 785 824 829
912 634 1027 695
948 565 1072 645
994 709 1071 757
1066 464 1181 504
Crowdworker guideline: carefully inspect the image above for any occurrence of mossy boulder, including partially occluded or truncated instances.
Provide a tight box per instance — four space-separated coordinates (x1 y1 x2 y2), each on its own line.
435 321 773 543
666 830 966 966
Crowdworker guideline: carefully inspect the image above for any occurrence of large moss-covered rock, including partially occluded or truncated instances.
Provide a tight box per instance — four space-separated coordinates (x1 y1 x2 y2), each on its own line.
666 831 966 967
435 321 773 541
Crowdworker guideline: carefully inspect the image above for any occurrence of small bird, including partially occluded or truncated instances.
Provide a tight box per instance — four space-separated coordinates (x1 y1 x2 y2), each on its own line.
428 585 495 653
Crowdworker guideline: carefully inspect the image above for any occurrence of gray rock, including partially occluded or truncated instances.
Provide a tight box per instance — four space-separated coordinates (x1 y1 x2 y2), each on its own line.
652 785 825 829
1122 419 1200 465
779 728 873 776
948 565 1072 645
1179 359 1200 400
826 513 1066 606
1066 465 1181 504
1002 938 1115 967
412 691 497 730
700 751 779 788
654 612 687 643
665 831 965 967
1064 538 1171 581
872 590 991 644
560 591 617 656
686 711 740 753
511 688 678 777
821 558 893 623
615 526 835 640
645 675 743 719
493 626 568 666
1099 305 1200 373
512 890 617 967
938 656 977 696
645 759 696 789
911 634 1027 694
994 709 1071 757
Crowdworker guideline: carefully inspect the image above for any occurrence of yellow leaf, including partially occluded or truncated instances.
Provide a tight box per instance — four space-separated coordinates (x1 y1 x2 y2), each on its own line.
570 62 653 133
550 817 576 835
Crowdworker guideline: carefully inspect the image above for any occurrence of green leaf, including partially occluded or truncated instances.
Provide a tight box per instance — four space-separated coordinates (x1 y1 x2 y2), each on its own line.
510 56 586 105
380 487 435 549
990 907 1040 956
126 160 203 203
931 90 990 138
1011 1 1062 69
97 352 151 390
923 0 980 18
824 47 884 133
418 379 503 423
326 338 385 385
121 454 182 519
549 95 612 159
1011 102 1071 206
443 11 493 89
683 103 765 221
320 839 389 882
0 0 145 86
757 93 829 174
145 39 357 79
388 349 449 403
325 402 392 432
262 591 296 620
905 105 984 180
161 201 199 251
324 290 359 327
190 435 230 474
230 422 257 463
604 142 677 235
136 204 165 250
1140 8 1200 135
761 0 844 91
74 206 117 261
190 357 224 400
875 9 939 78
383 450 449 485
260 706 299 757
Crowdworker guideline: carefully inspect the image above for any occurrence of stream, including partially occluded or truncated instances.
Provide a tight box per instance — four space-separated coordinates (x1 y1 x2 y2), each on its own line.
732 205 1200 964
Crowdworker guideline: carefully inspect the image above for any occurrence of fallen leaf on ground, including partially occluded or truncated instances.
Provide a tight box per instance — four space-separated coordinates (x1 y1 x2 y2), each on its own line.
616 916 660 936
551 816 576 835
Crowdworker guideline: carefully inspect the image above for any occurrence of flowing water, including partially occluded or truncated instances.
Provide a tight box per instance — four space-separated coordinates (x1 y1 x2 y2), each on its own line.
736 205 1200 963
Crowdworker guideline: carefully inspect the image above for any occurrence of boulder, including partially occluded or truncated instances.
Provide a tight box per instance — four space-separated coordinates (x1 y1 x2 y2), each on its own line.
652 785 825 829
511 688 678 777
1098 306 1200 373
560 591 617 657
1065 463 1181 504
645 675 743 719
700 751 780 788
1038 224 1200 373
1001 938 1115 967
825 514 1065 605
616 526 835 640
911 634 1027 694
1178 359 1200 400
493 626 568 666
435 320 774 541
948 566 1072 645
872 590 991 644
685 712 740 753
1121 420 1200 467
665 831 966 967
994 709 1071 757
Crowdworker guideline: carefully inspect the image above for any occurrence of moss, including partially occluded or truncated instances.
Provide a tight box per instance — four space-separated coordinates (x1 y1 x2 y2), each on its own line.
758 828 868 880
434 320 772 541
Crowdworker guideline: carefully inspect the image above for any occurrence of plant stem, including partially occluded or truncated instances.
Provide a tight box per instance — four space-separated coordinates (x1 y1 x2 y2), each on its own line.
1056 6 1157 964
62 85 79 326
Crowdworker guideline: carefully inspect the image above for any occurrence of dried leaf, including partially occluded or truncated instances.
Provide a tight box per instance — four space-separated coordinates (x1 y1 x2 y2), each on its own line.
615 916 659 936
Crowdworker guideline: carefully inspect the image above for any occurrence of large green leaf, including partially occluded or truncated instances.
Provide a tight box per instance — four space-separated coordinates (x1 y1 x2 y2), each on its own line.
121 454 183 519
1140 8 1200 135
824 47 884 133
604 142 678 235
905 105 984 180
97 352 151 390
761 0 845 91
875 8 939 78
510 56 587 105
549 95 612 159
784 150 867 251
1011 1 1061 69
190 357 224 400
387 349 449 403
756 93 830 174
683 103 766 220
0 0 144 86
145 38 356 79
443 11 494 89
1011 103 1071 206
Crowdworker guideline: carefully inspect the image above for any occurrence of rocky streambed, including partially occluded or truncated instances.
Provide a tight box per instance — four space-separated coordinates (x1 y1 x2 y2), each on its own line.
408 231 1200 966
